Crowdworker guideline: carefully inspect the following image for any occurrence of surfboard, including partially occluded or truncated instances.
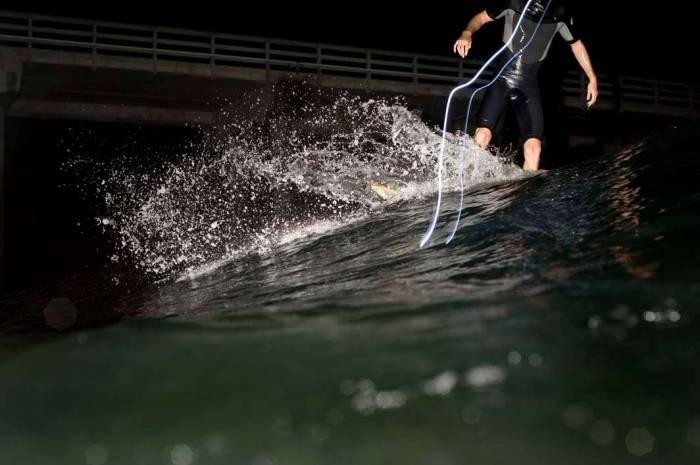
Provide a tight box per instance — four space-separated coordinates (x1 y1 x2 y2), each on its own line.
370 181 398 200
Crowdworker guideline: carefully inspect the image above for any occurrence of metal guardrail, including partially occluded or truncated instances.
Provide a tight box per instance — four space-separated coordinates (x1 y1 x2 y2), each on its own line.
0 10 697 116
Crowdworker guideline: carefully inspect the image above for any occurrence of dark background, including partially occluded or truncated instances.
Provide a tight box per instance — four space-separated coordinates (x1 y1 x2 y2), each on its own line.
4 1 698 83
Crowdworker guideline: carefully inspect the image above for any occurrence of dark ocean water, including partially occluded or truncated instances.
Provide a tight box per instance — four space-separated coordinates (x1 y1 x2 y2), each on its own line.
1 87 699 464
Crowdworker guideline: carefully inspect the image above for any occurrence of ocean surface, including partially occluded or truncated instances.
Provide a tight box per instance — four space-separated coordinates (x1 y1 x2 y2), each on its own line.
1 81 699 465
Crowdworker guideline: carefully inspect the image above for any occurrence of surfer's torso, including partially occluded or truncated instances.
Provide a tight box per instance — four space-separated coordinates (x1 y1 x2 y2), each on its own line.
487 0 579 67
477 0 581 142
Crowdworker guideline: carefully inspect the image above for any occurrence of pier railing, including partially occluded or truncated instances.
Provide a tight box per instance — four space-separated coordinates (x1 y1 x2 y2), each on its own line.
0 10 697 117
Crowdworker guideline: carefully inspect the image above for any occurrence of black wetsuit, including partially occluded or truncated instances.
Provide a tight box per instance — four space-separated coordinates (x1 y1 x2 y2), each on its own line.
477 0 579 142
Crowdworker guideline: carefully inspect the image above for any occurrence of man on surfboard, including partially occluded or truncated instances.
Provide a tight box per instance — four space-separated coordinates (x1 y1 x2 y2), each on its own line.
454 0 598 171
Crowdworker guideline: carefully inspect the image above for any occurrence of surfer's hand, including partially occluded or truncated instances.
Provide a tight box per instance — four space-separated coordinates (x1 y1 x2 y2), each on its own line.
587 80 598 108
454 32 472 58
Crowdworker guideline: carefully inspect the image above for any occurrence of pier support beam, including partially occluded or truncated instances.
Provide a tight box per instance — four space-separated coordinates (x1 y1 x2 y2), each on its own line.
0 61 22 291
0 104 4 290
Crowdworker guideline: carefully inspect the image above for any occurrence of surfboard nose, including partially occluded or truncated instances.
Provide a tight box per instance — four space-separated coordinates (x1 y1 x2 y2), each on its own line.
370 182 398 200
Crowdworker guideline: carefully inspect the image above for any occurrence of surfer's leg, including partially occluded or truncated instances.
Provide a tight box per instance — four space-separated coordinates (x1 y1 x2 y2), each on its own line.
513 84 544 171
476 80 508 149
523 137 542 171
474 127 492 149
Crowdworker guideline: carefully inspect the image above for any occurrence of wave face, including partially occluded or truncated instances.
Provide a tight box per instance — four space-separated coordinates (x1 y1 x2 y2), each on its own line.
2 80 700 465
118 122 700 323
88 79 525 277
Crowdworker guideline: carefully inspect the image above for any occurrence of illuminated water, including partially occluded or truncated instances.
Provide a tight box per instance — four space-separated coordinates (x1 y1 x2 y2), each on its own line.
1 81 699 464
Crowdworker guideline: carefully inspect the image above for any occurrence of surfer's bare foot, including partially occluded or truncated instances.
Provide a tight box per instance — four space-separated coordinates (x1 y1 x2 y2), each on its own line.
474 128 492 149
523 138 542 171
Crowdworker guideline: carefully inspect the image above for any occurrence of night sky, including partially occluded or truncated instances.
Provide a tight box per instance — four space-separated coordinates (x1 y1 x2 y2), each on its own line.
5 1 699 83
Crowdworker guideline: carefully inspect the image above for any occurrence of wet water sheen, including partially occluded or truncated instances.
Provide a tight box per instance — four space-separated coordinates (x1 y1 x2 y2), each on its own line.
2 122 700 464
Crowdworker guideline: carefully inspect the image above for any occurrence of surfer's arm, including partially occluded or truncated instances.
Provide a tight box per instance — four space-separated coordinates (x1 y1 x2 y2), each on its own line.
453 10 493 58
570 40 598 108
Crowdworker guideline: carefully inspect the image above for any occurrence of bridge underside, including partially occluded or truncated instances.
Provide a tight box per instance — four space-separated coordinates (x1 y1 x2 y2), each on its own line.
1 45 695 127
0 47 469 127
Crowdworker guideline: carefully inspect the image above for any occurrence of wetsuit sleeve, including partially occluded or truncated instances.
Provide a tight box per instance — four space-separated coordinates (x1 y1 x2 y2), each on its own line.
485 0 510 20
557 16 580 44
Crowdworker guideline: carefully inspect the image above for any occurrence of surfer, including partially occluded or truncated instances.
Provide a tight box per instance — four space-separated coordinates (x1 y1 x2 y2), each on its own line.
453 0 598 171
